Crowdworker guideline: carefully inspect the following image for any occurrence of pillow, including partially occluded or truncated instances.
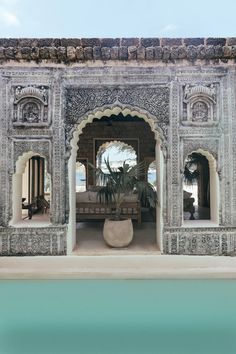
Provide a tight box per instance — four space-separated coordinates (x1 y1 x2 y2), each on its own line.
89 191 99 202
76 191 90 203
123 193 138 202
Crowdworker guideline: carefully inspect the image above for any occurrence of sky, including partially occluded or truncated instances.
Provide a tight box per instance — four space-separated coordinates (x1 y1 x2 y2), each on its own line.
0 0 236 38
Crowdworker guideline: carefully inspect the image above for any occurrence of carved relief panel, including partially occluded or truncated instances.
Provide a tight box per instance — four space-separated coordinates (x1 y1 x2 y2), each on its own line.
13 85 49 126
182 84 218 125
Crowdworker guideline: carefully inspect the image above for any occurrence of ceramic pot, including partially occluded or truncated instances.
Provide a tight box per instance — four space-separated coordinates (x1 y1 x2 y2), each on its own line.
103 218 133 247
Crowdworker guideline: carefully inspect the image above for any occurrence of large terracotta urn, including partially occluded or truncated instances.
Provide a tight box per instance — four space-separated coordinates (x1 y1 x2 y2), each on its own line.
103 218 133 248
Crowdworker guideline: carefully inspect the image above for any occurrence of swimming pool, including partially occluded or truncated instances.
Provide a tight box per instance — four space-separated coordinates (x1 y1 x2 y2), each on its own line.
0 279 236 354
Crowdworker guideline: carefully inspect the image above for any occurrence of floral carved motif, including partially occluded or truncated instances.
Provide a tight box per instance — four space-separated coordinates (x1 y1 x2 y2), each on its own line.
64 86 170 141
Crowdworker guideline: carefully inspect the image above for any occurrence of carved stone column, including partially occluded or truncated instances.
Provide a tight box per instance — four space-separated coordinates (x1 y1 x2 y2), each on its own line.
169 80 181 227
51 71 66 224
0 76 10 226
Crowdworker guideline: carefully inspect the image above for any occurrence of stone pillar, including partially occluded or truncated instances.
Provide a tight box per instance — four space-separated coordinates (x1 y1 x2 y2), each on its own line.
169 81 181 226
51 71 66 224
0 76 10 226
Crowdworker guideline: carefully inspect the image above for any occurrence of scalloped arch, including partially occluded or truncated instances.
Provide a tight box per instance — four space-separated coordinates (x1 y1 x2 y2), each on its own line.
69 104 164 150
184 148 217 169
15 151 49 174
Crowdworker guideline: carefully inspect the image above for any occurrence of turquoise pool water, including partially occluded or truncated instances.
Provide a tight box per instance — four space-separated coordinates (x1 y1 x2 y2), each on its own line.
0 280 236 354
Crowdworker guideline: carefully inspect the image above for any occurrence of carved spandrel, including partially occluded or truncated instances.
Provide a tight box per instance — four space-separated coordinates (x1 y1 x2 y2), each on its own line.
64 86 170 140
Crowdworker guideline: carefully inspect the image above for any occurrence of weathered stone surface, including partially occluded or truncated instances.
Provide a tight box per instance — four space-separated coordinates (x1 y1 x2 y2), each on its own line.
177 45 187 59
101 47 111 60
154 46 163 59
57 46 67 62
49 47 58 60
205 45 215 59
93 46 101 60
18 38 34 47
83 47 93 60
61 38 81 47
81 38 100 47
20 47 31 60
145 47 154 60
137 46 145 60
186 45 198 61
39 47 50 59
162 38 182 46
110 46 119 60
162 46 171 61
0 38 236 63
0 47 5 59
214 45 224 58
227 38 236 45
121 38 139 47
170 46 179 60
37 38 56 47
128 46 137 60
119 46 128 60
141 38 160 47
67 46 76 61
231 46 236 58
0 38 18 47
31 47 39 60
184 38 204 46
206 38 226 46
75 46 84 60
100 38 120 47
4 47 15 59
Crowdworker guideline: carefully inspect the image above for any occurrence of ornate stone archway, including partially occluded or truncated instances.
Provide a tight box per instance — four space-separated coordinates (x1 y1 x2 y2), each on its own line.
64 89 169 254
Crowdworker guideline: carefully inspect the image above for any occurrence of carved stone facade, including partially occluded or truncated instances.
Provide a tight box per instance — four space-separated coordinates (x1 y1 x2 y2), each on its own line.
1 38 236 256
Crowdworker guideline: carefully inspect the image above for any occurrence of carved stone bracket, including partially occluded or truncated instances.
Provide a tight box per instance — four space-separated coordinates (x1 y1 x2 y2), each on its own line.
64 86 170 143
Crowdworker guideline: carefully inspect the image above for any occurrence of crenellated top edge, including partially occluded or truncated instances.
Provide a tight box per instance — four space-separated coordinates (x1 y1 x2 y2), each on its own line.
0 37 236 63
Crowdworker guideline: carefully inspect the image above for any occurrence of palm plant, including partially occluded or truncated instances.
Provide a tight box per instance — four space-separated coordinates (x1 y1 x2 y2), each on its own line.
183 153 201 185
91 159 157 221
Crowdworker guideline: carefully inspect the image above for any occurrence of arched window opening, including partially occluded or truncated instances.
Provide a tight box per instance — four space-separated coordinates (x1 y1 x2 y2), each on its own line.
96 141 137 173
183 151 219 223
12 153 51 225
76 161 87 192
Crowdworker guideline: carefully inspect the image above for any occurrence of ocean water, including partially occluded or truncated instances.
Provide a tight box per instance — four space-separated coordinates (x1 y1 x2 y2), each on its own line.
0 279 236 354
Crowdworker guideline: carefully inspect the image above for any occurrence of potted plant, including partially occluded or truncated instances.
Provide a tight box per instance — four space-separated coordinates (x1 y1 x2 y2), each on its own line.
91 159 157 248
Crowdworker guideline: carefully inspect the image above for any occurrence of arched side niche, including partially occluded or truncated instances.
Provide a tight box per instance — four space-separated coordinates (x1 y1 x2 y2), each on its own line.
10 151 51 225
183 148 219 225
96 140 138 169
67 105 166 255
13 85 49 126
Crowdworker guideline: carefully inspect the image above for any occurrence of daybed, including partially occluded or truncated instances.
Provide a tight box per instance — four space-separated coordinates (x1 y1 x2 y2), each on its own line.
76 191 141 225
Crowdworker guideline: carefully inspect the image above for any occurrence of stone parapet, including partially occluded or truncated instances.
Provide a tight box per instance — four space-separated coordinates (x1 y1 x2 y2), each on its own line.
0 226 67 256
164 227 236 256
0 38 236 63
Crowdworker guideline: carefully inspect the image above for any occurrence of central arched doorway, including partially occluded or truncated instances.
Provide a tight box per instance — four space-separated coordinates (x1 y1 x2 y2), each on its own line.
67 106 165 255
